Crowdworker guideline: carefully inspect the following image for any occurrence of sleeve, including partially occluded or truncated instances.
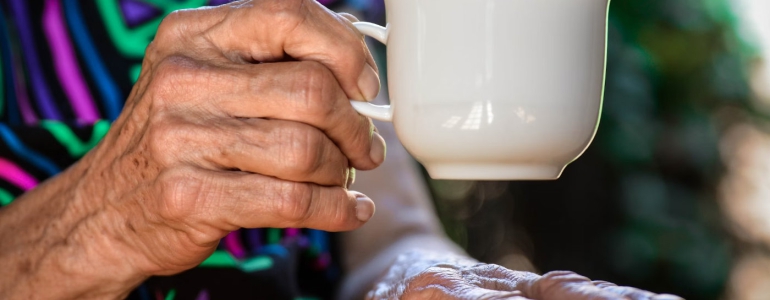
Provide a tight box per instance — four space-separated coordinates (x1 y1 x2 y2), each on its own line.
0 120 110 206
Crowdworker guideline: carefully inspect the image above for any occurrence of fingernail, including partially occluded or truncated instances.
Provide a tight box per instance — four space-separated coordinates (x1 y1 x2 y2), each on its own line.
355 194 375 222
357 64 380 101
370 132 386 165
346 168 356 188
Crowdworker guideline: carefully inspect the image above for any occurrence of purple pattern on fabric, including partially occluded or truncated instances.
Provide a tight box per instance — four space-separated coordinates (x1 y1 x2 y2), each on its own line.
9 0 62 120
208 0 233 6
317 0 341 5
286 228 300 237
10 48 37 124
119 0 161 27
224 231 247 259
247 229 262 254
43 0 100 122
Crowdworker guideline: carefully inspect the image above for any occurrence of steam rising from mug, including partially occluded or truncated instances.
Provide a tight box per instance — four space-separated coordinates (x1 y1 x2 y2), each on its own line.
349 0 610 180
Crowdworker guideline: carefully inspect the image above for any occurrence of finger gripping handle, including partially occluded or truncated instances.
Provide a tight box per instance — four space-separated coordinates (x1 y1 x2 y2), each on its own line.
351 22 392 122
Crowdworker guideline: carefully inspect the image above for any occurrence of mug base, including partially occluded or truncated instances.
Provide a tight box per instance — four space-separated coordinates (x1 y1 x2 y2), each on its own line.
424 163 565 181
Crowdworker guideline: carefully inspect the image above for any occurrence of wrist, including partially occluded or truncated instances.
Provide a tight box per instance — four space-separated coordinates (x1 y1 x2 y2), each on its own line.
10 240 145 299
47 209 147 298
0 161 145 299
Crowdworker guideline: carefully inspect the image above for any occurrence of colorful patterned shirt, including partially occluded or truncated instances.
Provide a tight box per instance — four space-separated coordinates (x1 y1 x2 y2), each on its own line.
0 0 383 299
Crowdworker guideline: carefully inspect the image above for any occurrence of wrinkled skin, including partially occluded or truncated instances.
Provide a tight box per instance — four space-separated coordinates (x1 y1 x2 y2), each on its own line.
368 251 684 300
0 1 384 298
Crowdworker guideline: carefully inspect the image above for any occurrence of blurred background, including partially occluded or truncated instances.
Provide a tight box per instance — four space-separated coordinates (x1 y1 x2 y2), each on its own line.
337 0 770 299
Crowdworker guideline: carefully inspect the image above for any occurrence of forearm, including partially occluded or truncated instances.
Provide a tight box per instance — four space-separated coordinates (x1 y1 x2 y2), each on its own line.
337 120 467 300
0 158 142 299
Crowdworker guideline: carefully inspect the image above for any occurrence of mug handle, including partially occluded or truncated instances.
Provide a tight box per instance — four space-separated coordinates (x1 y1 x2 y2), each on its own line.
349 22 393 122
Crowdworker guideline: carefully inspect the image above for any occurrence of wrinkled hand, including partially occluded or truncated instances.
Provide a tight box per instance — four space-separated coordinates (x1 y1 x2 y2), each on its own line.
368 251 682 300
0 0 383 298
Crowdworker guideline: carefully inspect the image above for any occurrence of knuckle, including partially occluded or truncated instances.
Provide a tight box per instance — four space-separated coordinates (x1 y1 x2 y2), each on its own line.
404 269 452 299
148 56 202 102
146 117 194 165
156 166 203 221
412 267 447 284
533 271 587 297
274 181 314 223
151 9 208 61
295 61 336 117
474 263 509 275
151 57 182 90
540 270 584 281
145 122 171 164
276 124 324 176
263 0 308 30
155 10 188 44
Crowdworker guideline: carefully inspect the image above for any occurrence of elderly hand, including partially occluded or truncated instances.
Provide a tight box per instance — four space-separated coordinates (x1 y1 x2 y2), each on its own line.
0 0 383 298
368 251 682 300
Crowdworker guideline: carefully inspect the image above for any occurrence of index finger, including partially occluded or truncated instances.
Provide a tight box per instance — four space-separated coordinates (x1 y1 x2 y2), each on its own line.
159 0 380 101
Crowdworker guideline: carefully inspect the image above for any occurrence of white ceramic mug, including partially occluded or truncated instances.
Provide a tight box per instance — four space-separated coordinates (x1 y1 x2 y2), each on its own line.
350 0 610 180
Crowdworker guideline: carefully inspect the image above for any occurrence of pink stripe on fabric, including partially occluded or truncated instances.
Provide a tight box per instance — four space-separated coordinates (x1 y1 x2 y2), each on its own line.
224 231 247 259
0 157 38 190
285 228 299 237
42 0 99 123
